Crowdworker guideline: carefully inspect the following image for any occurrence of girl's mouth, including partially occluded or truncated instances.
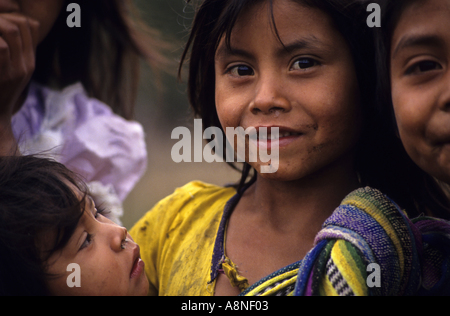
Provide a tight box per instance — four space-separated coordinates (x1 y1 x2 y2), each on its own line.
130 257 145 279
130 246 145 279
254 127 303 149
257 131 302 140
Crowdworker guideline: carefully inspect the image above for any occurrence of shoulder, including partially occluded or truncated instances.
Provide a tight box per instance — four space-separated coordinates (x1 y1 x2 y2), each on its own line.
130 181 236 295
155 180 235 213
131 181 236 236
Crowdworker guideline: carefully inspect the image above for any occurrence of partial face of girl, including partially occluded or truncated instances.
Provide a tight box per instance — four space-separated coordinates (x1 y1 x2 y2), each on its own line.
214 0 361 181
44 188 149 296
390 0 450 184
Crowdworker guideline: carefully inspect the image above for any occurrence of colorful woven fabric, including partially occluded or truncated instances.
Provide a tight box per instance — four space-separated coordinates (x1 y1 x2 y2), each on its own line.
293 186 450 296
240 260 301 296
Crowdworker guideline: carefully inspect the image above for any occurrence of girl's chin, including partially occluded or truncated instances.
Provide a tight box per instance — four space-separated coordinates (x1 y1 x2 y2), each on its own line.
253 165 299 182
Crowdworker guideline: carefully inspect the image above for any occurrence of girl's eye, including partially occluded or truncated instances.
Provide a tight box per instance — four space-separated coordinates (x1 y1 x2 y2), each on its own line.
228 65 254 77
80 233 92 250
406 60 442 75
78 208 109 251
291 58 319 70
95 207 109 219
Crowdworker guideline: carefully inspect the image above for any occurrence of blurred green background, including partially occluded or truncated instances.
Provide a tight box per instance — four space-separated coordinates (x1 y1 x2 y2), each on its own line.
122 0 240 229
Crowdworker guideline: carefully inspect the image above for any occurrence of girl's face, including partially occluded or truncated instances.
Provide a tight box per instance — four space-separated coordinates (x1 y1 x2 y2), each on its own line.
45 189 149 296
390 0 450 184
214 0 361 180
0 0 64 43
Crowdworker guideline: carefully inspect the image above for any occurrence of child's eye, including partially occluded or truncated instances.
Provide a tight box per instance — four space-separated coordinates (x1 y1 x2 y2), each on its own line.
80 233 92 250
290 58 319 70
95 207 109 219
405 60 442 75
227 65 254 77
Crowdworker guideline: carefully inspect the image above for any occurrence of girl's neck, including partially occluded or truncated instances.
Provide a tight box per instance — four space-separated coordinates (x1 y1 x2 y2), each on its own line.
239 157 361 232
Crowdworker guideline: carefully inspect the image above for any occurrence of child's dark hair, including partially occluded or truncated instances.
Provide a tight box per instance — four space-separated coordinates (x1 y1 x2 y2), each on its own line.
0 155 88 295
33 0 169 120
179 0 450 218
371 0 450 219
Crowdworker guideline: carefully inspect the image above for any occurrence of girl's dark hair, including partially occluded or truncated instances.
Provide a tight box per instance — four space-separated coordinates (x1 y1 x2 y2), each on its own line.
0 155 88 295
372 0 450 219
179 0 450 218
33 0 169 120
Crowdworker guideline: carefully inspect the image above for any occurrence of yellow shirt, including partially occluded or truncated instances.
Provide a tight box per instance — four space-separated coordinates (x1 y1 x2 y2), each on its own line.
130 181 236 296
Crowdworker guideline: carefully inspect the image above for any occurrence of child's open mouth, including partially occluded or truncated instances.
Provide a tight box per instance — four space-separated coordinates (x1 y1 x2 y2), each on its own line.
130 246 145 279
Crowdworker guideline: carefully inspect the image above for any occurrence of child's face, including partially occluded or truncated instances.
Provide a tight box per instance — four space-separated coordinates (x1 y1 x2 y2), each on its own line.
44 189 149 296
214 0 361 180
0 0 64 43
390 0 450 184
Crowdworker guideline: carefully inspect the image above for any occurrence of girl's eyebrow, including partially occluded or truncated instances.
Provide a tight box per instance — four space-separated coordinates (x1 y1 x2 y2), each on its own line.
215 45 253 61
215 35 328 61
392 34 445 59
280 36 327 54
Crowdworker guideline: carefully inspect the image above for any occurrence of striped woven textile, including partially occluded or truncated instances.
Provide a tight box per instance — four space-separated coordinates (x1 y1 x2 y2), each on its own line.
293 186 450 296
240 260 301 296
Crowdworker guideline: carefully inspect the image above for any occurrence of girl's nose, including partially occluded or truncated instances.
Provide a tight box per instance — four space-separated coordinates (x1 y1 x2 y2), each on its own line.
108 224 129 252
250 74 291 115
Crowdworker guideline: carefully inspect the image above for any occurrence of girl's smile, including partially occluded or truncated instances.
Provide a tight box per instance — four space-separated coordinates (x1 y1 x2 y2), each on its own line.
214 0 361 180
245 125 305 150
